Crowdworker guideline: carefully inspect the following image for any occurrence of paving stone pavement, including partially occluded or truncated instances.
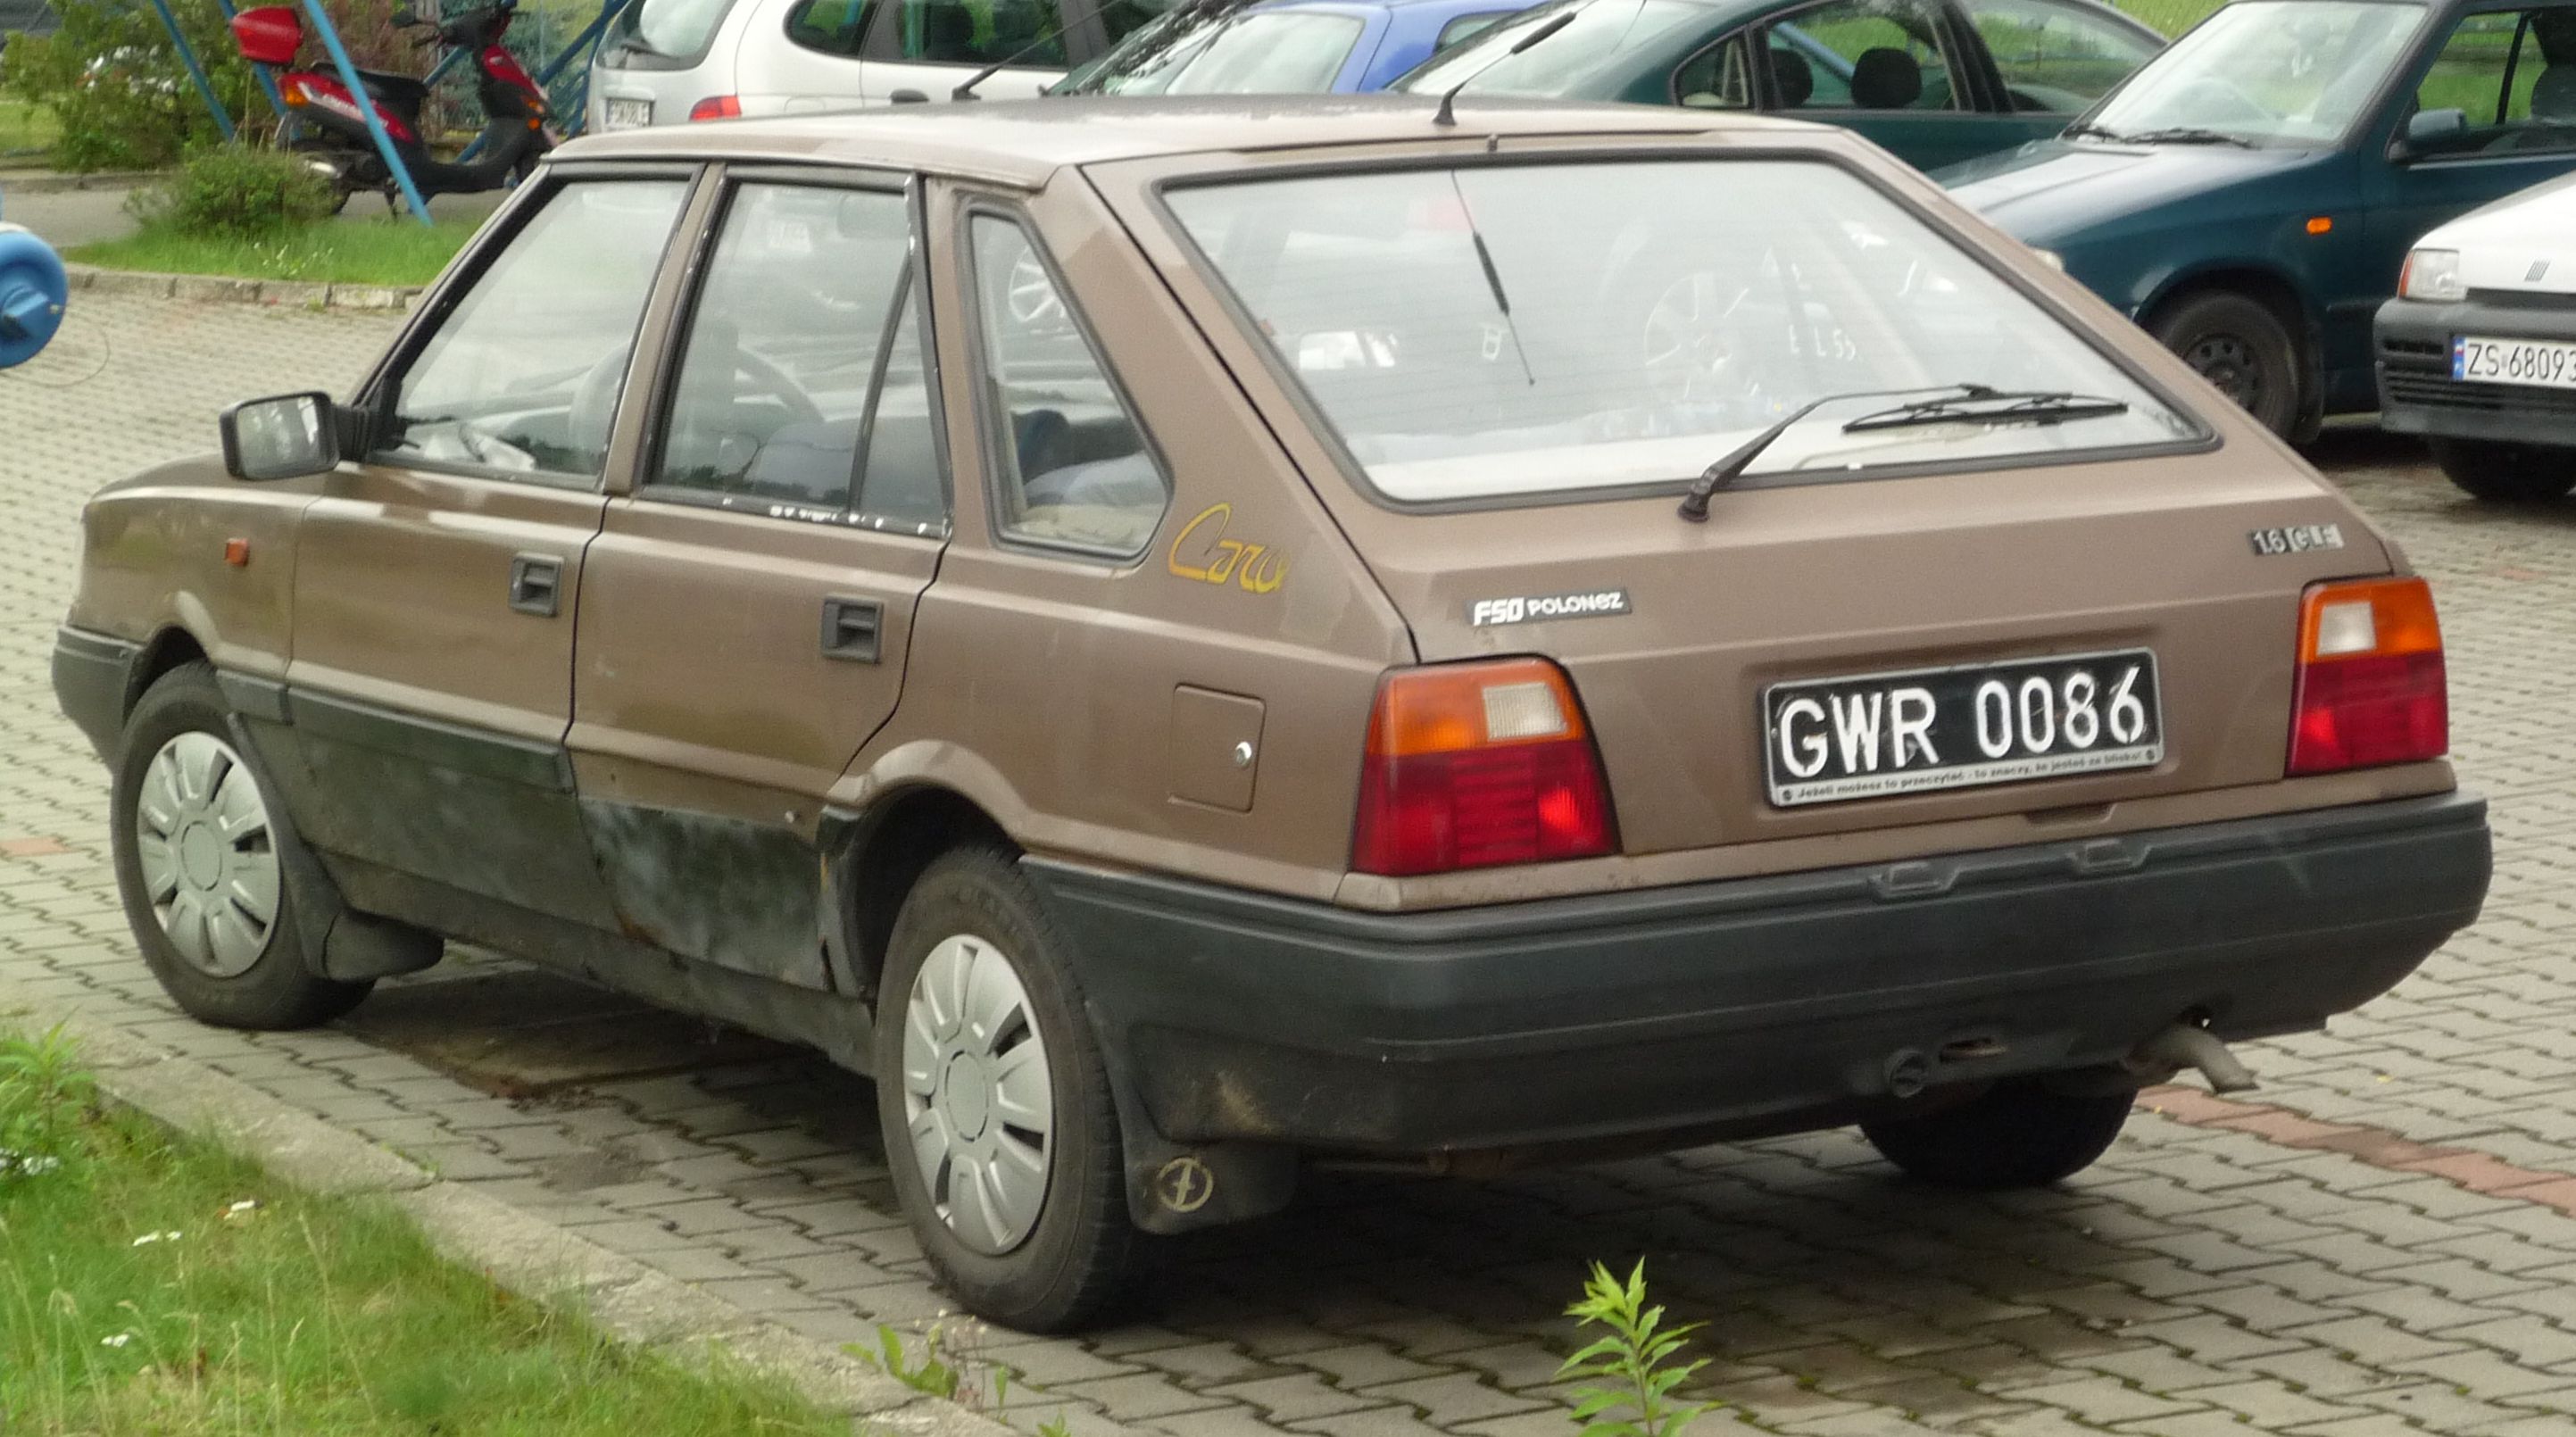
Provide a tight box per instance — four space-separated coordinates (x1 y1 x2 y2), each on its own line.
10 292 2576 1437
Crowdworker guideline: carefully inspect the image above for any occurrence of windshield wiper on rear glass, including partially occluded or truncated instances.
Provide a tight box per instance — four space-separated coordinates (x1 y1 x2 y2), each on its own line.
1840 384 2131 434
2116 126 2255 148
1675 383 2131 522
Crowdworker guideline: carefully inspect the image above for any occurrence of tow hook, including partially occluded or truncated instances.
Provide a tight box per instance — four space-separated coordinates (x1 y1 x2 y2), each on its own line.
2131 1025 2258 1094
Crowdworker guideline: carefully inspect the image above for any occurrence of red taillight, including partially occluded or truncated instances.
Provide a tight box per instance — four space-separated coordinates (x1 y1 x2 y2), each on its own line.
688 95 741 120
2288 577 2447 776
1351 659 1616 876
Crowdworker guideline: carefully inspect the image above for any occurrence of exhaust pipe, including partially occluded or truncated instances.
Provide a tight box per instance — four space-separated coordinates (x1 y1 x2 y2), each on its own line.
2131 1025 2257 1094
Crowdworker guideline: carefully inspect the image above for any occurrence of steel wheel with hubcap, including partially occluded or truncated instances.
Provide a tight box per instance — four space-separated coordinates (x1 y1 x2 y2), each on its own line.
902 933 1055 1255
876 846 1134 1333
134 731 281 979
109 662 372 1030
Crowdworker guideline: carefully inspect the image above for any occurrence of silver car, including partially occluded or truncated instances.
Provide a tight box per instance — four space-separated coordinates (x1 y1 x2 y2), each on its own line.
586 0 1154 127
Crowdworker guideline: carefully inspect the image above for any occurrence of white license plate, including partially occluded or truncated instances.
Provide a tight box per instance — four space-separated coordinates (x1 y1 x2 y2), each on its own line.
2454 335 2576 390
602 97 654 130
1762 650 2165 808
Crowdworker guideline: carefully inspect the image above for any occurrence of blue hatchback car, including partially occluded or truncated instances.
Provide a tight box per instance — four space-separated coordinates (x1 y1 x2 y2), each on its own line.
1945 0 2576 439
1055 0 1530 95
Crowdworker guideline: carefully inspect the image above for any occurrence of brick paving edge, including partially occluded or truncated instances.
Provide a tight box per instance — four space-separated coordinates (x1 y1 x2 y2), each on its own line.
0 968 1046 1437
64 262 424 314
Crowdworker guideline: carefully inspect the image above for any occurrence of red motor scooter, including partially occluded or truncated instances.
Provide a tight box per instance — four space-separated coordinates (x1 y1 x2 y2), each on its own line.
229 0 558 212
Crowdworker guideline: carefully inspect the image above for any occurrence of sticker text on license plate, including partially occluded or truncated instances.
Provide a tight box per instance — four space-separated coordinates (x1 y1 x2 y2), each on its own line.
603 98 654 129
1764 650 2164 807
2454 335 2576 391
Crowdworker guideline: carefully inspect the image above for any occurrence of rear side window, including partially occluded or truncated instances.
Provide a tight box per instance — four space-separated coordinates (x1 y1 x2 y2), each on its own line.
1162 162 2196 505
785 0 868 56
966 212 1168 554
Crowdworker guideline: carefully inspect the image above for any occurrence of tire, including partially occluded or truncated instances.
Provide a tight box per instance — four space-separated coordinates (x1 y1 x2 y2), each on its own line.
875 846 1134 1333
2150 290 2301 439
1859 1081 2132 1191
2431 437 2576 503
108 664 372 1030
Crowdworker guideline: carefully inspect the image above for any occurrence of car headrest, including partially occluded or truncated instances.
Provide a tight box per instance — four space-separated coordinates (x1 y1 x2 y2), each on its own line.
1770 49 1814 108
1849 46 1923 109
2535 64 2576 121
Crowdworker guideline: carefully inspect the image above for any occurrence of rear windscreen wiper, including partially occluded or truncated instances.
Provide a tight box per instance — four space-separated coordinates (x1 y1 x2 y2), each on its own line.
1840 385 2130 434
1676 383 1975 521
2117 126 2254 148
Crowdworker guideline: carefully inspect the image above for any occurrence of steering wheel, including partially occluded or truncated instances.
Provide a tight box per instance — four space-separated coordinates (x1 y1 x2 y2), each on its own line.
733 347 826 426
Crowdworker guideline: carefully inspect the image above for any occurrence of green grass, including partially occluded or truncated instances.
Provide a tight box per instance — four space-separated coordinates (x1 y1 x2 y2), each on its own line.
63 217 478 287
0 1025 845 1437
2115 0 2227 37
0 98 59 160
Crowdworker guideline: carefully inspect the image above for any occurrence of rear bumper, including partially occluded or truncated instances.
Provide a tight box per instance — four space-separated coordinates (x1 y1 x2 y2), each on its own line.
52 626 138 760
2376 297 2576 447
1028 792 2490 1156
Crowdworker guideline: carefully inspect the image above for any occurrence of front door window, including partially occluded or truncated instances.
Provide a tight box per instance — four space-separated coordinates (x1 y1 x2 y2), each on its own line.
2411 9 2576 157
378 180 689 484
1960 0 2157 113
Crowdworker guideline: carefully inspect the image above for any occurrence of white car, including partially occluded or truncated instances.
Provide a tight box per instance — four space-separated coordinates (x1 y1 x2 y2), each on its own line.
585 0 1151 129
2377 170 2576 503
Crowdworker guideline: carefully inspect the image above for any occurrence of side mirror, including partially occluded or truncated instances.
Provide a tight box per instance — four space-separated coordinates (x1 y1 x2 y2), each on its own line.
220 392 341 481
2397 106 2468 157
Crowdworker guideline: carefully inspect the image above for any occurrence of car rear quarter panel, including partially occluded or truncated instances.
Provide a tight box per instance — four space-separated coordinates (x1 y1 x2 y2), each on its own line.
830 170 1415 902
68 457 313 682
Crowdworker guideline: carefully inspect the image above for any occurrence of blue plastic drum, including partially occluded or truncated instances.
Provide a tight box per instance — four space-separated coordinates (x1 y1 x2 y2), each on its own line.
0 222 69 370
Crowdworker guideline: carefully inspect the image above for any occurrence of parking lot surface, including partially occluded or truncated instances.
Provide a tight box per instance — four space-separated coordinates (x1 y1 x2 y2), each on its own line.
9 292 2576 1437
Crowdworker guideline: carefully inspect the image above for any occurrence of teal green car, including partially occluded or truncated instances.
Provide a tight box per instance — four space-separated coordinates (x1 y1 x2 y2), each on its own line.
1945 0 2576 438
1392 0 2164 172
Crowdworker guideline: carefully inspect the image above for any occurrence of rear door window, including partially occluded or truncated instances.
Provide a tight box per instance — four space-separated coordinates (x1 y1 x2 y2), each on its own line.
647 183 938 525
1760 0 1964 111
867 0 1066 65
1161 161 2196 504
2411 9 2576 156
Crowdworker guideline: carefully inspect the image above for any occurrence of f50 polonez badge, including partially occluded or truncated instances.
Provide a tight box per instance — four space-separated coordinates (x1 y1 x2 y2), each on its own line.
1468 589 1632 627
2248 523 2344 556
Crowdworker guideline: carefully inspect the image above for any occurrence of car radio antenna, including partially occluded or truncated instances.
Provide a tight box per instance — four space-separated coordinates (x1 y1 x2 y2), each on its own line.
1433 1 1580 126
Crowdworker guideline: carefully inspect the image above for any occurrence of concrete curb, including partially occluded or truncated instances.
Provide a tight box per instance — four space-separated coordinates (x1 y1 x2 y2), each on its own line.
0 974 1022 1437
64 262 424 314
0 169 165 195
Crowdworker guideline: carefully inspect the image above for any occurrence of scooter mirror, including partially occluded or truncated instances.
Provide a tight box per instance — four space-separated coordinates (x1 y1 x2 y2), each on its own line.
220 392 342 481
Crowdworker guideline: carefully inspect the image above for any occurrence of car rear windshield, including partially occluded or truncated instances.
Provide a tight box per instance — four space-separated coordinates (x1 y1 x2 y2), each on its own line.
1162 161 2198 504
1082 9 1367 93
604 0 738 65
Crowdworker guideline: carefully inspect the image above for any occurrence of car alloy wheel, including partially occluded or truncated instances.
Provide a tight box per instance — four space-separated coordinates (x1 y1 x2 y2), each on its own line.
133 730 280 978
901 933 1055 1255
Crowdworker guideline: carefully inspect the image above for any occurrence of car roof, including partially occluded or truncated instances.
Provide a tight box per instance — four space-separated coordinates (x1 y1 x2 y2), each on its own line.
559 95 1824 186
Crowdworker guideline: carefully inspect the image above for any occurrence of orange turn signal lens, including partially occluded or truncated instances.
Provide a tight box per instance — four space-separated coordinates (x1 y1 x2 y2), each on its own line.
2298 576 2440 663
2306 215 2334 235
1363 658 1587 758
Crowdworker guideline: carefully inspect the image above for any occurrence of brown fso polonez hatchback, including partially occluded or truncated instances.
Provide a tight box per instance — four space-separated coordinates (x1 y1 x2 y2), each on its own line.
53 98 2491 1332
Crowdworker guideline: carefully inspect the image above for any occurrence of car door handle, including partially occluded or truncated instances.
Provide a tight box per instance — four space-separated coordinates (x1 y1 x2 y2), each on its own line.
507 552 562 617
820 595 883 663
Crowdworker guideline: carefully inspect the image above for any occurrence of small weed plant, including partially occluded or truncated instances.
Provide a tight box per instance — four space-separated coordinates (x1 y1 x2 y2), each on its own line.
0 1025 93 1183
1556 1261 1716 1437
